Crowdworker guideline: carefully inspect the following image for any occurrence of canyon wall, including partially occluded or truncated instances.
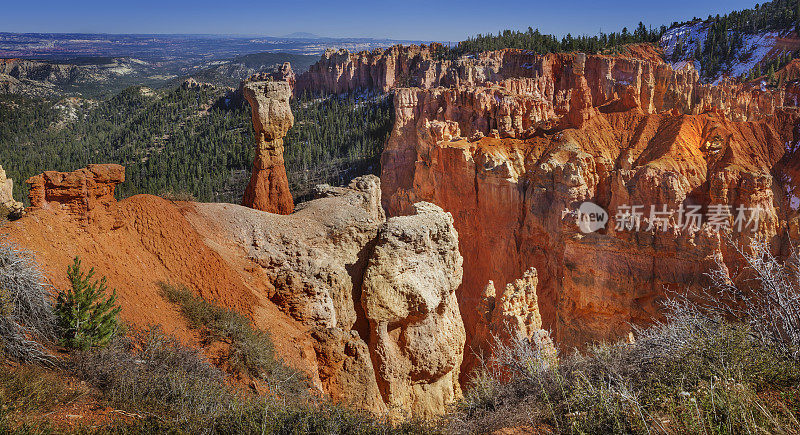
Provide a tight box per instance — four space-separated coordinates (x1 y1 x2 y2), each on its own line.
377 50 800 378
296 44 799 123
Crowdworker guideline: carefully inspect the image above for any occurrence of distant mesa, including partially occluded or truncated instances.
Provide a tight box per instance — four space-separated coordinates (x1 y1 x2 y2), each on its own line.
281 32 323 39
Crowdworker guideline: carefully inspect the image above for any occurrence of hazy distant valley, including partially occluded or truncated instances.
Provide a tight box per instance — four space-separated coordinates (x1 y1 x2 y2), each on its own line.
0 32 426 96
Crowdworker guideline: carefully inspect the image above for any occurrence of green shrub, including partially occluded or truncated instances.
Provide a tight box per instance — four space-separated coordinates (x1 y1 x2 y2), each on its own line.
158 282 306 396
55 257 121 350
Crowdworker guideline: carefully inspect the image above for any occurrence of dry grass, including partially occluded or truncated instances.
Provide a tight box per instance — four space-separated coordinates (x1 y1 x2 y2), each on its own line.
158 282 307 396
0 365 86 416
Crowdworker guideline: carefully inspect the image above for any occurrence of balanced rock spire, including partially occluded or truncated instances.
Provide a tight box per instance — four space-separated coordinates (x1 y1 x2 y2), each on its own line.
241 65 295 214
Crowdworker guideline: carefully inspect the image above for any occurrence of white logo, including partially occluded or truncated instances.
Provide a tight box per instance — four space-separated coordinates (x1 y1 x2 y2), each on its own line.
577 202 608 233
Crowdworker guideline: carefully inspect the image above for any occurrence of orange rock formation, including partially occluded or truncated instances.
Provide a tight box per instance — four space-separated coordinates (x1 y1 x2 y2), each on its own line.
26 164 125 228
377 50 800 380
241 74 295 214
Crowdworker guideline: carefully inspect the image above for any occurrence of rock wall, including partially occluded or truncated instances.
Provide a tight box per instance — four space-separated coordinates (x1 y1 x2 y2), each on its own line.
378 54 800 379
241 77 295 214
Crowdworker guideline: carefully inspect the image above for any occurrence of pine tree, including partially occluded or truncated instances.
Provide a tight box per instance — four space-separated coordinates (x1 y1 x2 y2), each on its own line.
796 0 800 35
55 257 121 350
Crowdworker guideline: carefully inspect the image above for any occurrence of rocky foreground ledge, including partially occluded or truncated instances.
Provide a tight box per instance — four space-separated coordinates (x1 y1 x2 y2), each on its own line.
3 165 546 418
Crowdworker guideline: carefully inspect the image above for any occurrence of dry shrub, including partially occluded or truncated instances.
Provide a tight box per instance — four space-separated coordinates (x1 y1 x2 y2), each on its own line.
70 325 237 426
0 241 56 364
158 190 196 202
449 239 800 434
687 237 800 360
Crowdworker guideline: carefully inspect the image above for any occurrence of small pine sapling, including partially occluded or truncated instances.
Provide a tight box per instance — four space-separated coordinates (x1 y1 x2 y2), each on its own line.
55 257 121 349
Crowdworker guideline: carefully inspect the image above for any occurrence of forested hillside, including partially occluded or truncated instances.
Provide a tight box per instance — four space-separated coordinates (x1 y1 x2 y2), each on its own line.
663 0 800 82
0 86 392 205
285 92 392 201
452 0 800 83
452 22 664 56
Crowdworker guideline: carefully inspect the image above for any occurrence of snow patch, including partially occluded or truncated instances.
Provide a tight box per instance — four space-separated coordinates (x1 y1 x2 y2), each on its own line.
660 21 786 83
723 31 781 81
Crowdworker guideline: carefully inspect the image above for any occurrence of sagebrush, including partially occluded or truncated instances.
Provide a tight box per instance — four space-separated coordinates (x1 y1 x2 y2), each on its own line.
450 239 800 434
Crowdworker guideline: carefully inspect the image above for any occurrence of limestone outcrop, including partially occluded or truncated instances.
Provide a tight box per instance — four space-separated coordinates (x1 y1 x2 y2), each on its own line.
25 164 125 229
362 202 464 418
474 268 556 370
189 176 466 417
241 76 294 214
189 175 387 411
476 268 543 345
0 165 23 220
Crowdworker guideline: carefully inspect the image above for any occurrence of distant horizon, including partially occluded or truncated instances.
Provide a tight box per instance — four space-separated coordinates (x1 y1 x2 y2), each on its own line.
1 0 764 42
0 31 430 42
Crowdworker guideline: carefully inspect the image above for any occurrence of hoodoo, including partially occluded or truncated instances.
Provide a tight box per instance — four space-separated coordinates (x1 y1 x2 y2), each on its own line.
241 70 295 214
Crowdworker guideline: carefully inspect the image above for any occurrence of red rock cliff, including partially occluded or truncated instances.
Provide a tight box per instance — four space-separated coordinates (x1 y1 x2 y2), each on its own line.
376 48 800 379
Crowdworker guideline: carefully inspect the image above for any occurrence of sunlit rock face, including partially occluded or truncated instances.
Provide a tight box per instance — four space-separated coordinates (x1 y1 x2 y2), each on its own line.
377 50 800 380
0 165 23 220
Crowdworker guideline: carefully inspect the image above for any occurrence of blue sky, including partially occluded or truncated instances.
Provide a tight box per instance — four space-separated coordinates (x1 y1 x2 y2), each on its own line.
1 0 761 41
